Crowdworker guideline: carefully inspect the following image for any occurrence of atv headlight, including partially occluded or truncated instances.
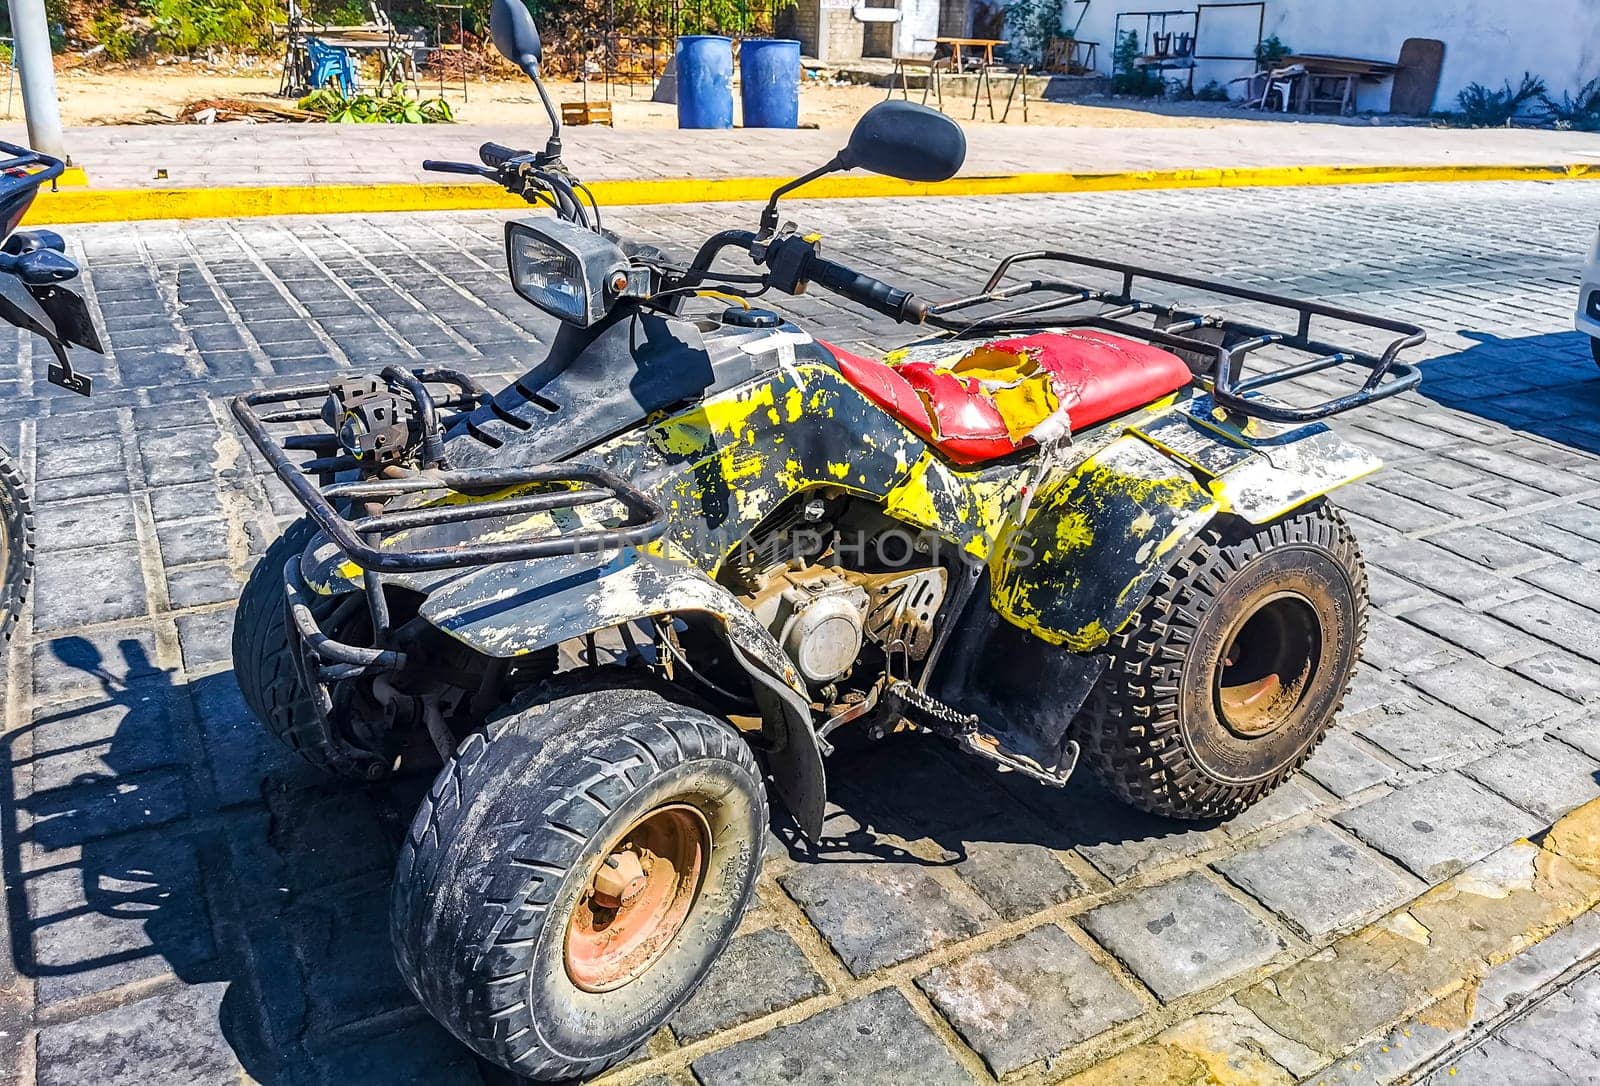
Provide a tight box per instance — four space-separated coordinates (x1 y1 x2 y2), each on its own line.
505 218 628 327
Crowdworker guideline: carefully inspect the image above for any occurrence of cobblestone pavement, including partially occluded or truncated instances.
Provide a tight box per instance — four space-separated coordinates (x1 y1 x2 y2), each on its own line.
4 118 1600 189
4 181 1600 1086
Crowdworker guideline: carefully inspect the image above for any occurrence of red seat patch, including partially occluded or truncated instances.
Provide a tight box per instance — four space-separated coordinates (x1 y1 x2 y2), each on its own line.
825 331 1193 466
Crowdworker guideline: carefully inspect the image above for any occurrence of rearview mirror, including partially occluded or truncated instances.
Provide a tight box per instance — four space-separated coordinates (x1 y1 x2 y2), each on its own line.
490 0 543 76
837 101 965 182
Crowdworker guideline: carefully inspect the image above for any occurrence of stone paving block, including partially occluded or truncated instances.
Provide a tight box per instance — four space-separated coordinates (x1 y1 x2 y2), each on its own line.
1219 779 1321 841
35 469 131 503
1401 601 1542 665
32 543 148 631
1342 666 1422 718
23 832 218 1005
1078 872 1284 1001
1404 657 1575 732
830 737 1008 838
1213 823 1423 939
286 889 415 1035
1355 700 1502 769
31 625 164 701
36 434 125 479
1490 593 1600 665
1362 612 1463 673
1425 525 1554 570
1489 513 1600 565
778 862 996 976
307 1019 484 1086
1507 650 1600 704
139 427 224 486
166 564 246 610
690 987 974 1086
1522 563 1600 613
36 982 241 1086
670 926 827 1043
1461 738 1600 823
26 686 191 795
1301 731 1400 798
35 494 139 551
915 924 1143 1076
147 480 227 523
24 768 191 857
175 608 237 672
155 518 234 568
952 827 1093 921
1334 772 1545 882
1361 536 1510 604
1420 967 1600 1084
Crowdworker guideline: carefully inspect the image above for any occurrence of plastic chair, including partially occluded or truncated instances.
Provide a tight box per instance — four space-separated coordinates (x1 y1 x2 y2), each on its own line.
306 37 359 94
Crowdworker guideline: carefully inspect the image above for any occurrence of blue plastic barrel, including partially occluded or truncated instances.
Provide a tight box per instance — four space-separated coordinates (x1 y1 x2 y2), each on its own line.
740 39 801 128
676 35 734 129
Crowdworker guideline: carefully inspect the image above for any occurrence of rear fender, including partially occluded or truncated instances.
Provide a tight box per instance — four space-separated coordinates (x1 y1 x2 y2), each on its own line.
418 552 828 839
990 396 1379 652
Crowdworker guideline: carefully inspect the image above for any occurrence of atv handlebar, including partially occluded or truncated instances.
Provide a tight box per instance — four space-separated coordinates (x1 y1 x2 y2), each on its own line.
806 255 928 324
479 142 525 168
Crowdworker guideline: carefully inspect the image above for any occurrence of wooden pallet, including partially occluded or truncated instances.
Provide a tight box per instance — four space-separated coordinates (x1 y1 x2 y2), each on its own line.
561 100 614 127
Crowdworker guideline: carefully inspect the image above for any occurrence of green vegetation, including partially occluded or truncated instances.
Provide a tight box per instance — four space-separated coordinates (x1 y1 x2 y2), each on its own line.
1454 73 1546 127
1254 33 1287 68
299 85 454 121
1541 76 1600 131
1000 0 1060 65
1111 29 1162 97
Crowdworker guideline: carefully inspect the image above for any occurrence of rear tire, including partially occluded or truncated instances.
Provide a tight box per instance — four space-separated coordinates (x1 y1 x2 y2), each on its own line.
231 517 376 778
1078 502 1366 820
391 687 766 1081
0 447 32 643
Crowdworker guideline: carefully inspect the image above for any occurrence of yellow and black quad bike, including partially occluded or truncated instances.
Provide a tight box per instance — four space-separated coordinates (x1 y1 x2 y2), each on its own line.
230 2 1424 1078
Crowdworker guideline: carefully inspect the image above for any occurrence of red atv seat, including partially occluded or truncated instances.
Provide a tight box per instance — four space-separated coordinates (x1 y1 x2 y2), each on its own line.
826 331 1193 466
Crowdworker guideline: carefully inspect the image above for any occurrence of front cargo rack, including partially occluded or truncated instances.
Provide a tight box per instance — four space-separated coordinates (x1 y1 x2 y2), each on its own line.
232 368 667 574
922 250 1425 423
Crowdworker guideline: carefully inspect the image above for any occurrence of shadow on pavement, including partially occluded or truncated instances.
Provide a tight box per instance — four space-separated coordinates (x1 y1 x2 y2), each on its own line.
1416 329 1600 455
4 635 1186 1084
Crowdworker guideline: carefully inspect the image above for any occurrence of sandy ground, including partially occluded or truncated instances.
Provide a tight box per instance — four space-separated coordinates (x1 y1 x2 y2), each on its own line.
24 60 1277 129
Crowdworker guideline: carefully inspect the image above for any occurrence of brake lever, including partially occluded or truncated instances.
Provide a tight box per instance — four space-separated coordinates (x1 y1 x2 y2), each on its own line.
421 160 497 178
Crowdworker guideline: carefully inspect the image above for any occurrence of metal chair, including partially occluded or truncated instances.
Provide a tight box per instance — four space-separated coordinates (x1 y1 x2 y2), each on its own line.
886 41 947 112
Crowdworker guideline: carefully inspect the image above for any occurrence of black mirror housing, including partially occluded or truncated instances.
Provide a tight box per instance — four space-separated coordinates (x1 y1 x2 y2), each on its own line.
490 0 543 76
838 101 966 182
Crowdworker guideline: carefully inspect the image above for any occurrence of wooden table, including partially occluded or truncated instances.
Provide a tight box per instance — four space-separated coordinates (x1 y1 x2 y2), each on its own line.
935 37 1007 69
1283 54 1398 115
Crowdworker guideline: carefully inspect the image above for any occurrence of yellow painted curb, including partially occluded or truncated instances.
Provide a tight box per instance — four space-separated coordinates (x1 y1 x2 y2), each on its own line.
24 161 1600 225
54 166 89 189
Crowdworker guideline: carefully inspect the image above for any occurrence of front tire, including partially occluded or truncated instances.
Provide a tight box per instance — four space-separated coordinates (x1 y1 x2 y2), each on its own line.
0 447 31 643
231 517 378 778
391 687 767 1081
1078 502 1366 820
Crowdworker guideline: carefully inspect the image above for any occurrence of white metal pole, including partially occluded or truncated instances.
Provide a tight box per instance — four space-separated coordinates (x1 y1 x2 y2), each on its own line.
6 0 63 158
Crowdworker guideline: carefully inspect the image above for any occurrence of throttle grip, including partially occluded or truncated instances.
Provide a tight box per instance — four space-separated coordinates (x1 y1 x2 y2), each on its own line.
807 256 926 324
479 142 527 168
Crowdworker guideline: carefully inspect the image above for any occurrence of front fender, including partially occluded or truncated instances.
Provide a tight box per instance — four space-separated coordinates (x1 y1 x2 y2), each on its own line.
419 551 829 840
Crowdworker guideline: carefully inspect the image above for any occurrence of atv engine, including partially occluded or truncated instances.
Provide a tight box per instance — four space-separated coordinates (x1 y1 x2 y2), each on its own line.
749 567 869 687
746 561 949 692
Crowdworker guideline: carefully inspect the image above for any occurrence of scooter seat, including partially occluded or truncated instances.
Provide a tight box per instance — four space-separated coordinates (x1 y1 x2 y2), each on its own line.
826 331 1193 466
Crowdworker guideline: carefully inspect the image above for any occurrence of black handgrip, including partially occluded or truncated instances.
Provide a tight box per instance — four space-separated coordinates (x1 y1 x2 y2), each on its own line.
807 256 927 324
422 160 491 177
479 142 527 168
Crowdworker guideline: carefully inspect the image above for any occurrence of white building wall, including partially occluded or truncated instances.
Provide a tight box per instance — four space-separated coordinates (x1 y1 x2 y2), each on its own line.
1067 0 1600 113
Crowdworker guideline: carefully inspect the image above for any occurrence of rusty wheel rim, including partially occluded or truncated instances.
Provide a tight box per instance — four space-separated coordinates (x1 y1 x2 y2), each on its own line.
563 803 710 994
1215 590 1322 739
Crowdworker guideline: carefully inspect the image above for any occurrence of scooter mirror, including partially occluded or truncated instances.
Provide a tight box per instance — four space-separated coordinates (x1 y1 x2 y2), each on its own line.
490 0 543 77
837 101 966 182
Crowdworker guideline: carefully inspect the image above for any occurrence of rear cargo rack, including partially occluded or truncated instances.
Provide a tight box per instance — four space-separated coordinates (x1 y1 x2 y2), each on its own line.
923 250 1424 423
232 369 668 574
